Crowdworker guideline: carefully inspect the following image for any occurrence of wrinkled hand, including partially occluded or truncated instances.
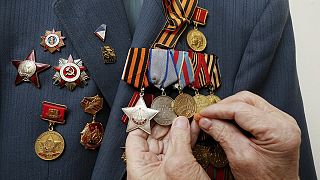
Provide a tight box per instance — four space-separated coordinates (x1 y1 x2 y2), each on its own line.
125 120 209 180
198 91 301 180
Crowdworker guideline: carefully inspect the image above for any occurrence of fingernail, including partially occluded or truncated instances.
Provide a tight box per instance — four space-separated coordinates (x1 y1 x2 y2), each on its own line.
199 118 212 130
173 117 188 129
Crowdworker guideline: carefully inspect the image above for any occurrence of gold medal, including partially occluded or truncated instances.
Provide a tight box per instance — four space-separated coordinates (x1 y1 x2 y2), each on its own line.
80 95 105 150
151 95 177 126
172 93 196 118
193 93 211 113
35 130 65 160
207 94 221 104
192 144 212 169
35 101 68 160
210 142 229 168
187 27 207 52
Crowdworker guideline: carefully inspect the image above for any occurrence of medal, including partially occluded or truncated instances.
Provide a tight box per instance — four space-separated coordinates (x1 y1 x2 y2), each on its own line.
172 90 196 118
193 144 213 169
122 90 159 134
187 27 207 52
148 49 178 125
80 95 105 150
53 55 89 91
35 101 67 160
193 92 211 113
187 7 208 52
11 50 50 88
151 94 177 126
210 142 229 168
40 28 65 53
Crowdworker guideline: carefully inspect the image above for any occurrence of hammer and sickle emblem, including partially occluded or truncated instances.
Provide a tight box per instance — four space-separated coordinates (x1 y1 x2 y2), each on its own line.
65 66 75 76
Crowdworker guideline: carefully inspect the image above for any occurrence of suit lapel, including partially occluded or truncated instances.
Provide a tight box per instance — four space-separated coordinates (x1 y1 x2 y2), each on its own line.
91 0 165 179
54 0 131 107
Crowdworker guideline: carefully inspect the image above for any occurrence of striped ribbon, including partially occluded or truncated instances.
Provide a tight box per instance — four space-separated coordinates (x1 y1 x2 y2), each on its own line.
171 49 194 89
153 0 198 49
192 6 208 25
148 49 178 89
121 48 150 89
205 53 221 90
189 51 211 89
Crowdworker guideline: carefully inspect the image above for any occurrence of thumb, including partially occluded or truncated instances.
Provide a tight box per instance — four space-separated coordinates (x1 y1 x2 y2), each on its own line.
169 116 192 154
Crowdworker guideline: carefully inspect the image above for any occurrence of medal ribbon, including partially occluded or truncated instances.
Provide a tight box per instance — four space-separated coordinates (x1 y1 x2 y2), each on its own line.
171 50 194 89
189 51 211 89
205 53 221 90
121 48 150 89
153 0 198 49
192 6 208 25
148 49 178 89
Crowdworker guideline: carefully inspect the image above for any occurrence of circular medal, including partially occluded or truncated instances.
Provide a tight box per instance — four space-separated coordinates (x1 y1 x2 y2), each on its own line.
172 93 196 118
80 122 104 150
187 29 207 52
207 94 221 104
45 34 60 48
151 95 177 126
18 60 37 78
192 144 212 169
193 94 211 113
210 142 229 168
59 63 81 82
34 131 65 161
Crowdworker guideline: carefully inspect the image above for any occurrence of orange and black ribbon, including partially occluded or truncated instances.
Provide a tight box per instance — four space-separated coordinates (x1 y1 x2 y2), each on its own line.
121 48 150 89
205 53 221 90
189 51 211 89
153 0 198 49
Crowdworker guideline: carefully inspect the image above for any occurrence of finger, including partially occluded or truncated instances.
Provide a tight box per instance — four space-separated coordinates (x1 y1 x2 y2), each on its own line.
190 120 200 147
168 116 192 154
126 129 149 160
147 124 170 154
218 91 277 113
200 102 276 140
198 118 252 159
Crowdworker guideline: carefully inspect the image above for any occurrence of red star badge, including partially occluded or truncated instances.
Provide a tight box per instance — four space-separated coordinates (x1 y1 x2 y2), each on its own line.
53 55 89 91
40 28 65 53
11 50 50 88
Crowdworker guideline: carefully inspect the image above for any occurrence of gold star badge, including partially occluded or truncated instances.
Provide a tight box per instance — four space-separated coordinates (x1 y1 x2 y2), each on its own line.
122 96 159 134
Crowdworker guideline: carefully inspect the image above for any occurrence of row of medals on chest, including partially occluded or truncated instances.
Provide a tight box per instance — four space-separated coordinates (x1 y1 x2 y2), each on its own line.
130 84 228 169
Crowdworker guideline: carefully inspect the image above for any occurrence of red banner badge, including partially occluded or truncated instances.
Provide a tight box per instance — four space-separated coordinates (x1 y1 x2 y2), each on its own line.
41 101 67 124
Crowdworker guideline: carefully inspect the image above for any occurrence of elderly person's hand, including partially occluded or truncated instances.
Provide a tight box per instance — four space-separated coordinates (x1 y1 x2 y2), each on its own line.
125 91 301 180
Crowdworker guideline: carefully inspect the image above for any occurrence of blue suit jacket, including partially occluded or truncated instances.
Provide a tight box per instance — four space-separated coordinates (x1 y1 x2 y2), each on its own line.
0 0 316 179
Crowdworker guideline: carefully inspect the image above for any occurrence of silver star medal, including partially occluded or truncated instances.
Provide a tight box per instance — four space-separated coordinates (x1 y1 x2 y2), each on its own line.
122 97 159 134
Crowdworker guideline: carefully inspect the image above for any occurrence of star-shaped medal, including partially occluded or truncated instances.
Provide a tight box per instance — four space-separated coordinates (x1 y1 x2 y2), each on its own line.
40 28 65 53
53 55 89 91
122 96 159 134
11 50 50 88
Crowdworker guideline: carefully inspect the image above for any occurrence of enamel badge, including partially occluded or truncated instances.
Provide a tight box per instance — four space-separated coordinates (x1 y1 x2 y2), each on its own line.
94 24 107 42
80 95 105 150
40 29 65 53
53 55 89 91
11 50 50 88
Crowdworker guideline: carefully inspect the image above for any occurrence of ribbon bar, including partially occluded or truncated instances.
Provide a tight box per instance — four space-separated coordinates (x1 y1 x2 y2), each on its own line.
41 101 67 124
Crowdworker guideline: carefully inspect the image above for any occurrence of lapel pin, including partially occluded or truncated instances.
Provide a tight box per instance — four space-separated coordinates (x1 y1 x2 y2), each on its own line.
40 28 65 53
11 50 50 88
94 24 107 42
